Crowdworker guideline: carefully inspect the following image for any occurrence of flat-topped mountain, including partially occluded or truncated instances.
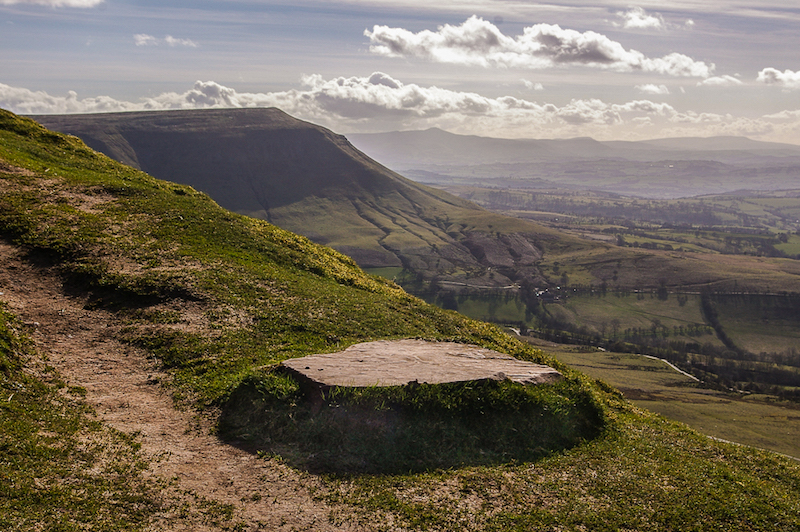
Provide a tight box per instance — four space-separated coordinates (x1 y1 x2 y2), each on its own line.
34 108 572 287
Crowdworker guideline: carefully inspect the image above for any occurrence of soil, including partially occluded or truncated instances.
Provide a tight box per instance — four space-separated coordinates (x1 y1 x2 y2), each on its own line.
0 241 361 532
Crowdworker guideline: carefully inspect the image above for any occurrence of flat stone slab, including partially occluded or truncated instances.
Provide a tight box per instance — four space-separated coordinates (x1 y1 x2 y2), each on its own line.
281 339 562 388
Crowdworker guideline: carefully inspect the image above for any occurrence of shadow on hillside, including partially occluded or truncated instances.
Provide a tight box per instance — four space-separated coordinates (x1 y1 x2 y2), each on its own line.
218 371 606 475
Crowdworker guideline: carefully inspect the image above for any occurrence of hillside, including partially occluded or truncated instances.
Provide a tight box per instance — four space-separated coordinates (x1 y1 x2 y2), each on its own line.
32 109 800 298
2 110 800 530
33 109 576 289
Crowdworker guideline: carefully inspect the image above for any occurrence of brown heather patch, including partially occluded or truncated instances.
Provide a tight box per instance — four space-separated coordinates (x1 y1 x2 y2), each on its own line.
61 186 116 214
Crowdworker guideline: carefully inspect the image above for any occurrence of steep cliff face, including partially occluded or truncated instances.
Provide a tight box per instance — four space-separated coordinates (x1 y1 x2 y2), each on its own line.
35 108 565 287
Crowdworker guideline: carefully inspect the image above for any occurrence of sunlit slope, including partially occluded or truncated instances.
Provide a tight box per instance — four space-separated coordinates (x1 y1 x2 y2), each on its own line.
3 109 800 530
0 107 608 471
0 108 588 410
33 108 577 287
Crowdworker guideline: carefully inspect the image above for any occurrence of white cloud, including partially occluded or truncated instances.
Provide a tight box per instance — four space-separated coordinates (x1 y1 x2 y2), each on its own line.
0 0 103 6
616 7 665 30
635 84 670 95
614 7 696 31
365 16 713 77
0 84 141 114
522 79 544 91
164 35 198 48
134 34 198 48
697 75 743 87
134 34 158 47
757 68 800 90
3 76 800 144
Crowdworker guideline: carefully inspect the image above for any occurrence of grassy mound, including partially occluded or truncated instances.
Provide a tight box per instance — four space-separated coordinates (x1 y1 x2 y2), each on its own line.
221 372 605 473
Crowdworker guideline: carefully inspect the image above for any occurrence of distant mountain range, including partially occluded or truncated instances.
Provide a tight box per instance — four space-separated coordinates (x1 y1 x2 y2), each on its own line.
348 129 800 199
34 109 576 287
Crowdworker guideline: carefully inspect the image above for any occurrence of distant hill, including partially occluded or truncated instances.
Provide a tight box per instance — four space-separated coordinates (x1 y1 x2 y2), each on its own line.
347 129 800 198
34 109 579 288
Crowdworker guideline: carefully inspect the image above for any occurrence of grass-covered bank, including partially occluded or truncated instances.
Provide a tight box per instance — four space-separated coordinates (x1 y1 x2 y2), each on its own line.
221 372 606 474
2 109 800 530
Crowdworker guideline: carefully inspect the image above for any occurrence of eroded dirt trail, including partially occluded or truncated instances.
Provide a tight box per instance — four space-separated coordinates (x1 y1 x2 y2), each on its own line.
0 242 358 531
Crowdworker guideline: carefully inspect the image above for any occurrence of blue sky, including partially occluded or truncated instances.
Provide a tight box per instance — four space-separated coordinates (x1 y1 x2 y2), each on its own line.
2 0 800 143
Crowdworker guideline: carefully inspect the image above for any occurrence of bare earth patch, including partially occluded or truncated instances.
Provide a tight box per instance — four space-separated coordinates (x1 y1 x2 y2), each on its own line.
0 241 360 532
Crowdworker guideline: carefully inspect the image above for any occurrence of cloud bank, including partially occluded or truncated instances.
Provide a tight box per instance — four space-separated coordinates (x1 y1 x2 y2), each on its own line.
365 16 713 77
2 75 799 143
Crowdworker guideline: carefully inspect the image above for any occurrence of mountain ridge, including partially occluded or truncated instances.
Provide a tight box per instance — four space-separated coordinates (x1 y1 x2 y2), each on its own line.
33 108 577 287
345 127 800 198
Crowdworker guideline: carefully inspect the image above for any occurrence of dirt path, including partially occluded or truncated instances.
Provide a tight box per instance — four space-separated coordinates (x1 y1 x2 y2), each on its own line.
0 241 360 531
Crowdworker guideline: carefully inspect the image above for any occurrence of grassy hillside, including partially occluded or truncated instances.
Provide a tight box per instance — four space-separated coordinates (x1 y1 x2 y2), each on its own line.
2 109 800 530
33 109 580 290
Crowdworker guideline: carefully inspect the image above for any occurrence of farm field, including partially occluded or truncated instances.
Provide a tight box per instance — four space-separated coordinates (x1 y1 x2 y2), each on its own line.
711 294 800 354
438 185 800 259
541 343 800 459
542 293 721 345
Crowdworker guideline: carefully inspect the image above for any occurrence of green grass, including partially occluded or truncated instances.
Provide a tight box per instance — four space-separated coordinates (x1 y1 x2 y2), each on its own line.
711 294 800 354
547 292 715 339
364 266 406 281
4 109 800 530
326 408 800 531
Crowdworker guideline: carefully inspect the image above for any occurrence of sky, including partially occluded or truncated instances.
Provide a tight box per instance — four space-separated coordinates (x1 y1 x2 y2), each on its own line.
1 0 800 143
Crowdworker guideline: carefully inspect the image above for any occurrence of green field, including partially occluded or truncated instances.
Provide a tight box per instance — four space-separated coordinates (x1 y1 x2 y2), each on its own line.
711 294 800 354
545 345 800 458
543 292 720 344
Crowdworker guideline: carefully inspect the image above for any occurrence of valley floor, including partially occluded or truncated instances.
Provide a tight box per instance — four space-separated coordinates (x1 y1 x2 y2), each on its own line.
531 338 800 459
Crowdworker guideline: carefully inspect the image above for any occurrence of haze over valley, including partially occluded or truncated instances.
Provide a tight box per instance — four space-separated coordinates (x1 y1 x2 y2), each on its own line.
349 128 800 199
